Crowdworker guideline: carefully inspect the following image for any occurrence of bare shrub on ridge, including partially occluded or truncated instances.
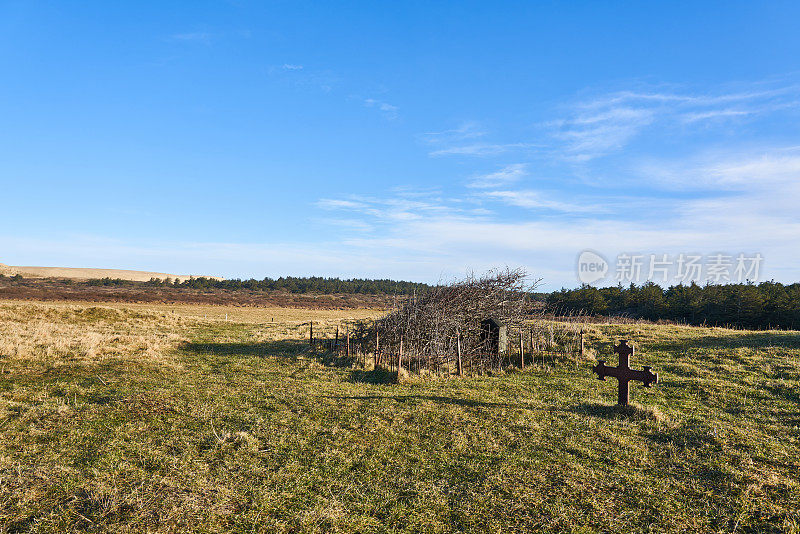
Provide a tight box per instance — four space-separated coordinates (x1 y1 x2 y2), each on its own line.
371 268 540 372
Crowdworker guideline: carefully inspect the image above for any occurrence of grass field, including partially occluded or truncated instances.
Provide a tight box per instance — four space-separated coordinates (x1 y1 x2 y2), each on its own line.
1 301 799 533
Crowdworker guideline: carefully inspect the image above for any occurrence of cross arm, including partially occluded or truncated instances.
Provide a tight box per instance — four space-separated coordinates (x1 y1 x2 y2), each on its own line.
592 360 612 380
633 366 658 387
592 362 658 387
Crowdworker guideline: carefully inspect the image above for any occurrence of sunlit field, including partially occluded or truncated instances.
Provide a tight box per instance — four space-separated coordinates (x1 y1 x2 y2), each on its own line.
1 301 798 532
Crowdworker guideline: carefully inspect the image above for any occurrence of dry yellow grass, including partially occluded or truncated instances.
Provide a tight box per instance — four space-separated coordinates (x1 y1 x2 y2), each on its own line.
0 302 190 368
0 299 380 324
0 301 380 368
110 301 382 324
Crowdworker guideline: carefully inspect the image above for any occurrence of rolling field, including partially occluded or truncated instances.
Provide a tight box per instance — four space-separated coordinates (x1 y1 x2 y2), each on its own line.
1 301 798 532
0 263 204 282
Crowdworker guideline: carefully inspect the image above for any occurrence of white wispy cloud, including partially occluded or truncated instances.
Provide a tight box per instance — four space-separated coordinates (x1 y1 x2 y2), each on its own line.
421 122 540 157
430 143 538 157
316 218 374 232
481 190 603 214
318 191 462 224
705 152 800 186
317 199 369 210
577 85 799 110
10 144 798 288
312 139 800 287
314 193 798 287
548 82 800 160
421 122 486 143
467 164 528 188
637 147 800 191
267 64 339 93
417 81 800 164
211 79 800 284
680 109 752 123
550 107 655 161
364 98 399 120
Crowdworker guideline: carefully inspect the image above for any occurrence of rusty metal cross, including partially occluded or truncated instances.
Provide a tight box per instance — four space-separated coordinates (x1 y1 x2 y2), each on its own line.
592 340 658 406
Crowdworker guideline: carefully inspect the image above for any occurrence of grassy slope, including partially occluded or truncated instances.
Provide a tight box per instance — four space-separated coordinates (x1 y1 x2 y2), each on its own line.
0 303 798 533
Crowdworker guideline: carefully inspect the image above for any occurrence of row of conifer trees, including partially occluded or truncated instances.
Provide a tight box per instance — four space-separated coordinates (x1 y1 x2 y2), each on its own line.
546 281 800 330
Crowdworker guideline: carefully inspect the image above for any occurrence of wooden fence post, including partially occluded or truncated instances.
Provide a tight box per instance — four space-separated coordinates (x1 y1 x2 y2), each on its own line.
335 326 339 352
309 321 313 347
519 329 524 369
456 331 463 377
397 338 403 374
374 325 379 368
346 326 350 358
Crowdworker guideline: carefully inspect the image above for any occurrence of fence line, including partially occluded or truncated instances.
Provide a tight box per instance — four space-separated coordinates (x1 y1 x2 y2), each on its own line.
303 318 586 378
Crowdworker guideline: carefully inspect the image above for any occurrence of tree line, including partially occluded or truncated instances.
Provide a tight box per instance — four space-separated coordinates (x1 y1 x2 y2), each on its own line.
546 281 800 330
142 276 432 295
0 273 429 295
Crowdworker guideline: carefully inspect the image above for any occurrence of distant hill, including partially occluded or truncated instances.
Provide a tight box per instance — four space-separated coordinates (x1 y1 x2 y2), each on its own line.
0 263 221 282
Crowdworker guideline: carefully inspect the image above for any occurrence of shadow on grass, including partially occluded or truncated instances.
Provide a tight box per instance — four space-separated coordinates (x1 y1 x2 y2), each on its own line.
645 417 721 450
320 352 359 368
570 402 664 421
182 339 362 375
183 339 316 361
348 368 397 384
326 393 522 408
765 382 800 404
646 331 800 353
0 359 167 394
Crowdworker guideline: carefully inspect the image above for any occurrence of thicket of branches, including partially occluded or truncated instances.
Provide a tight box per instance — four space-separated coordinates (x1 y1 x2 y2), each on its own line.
364 268 540 372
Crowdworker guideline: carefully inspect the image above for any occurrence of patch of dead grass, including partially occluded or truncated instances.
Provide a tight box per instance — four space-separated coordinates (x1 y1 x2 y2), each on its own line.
0 302 187 367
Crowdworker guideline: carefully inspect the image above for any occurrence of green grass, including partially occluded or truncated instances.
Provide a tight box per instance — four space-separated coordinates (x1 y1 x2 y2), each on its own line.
1 304 799 532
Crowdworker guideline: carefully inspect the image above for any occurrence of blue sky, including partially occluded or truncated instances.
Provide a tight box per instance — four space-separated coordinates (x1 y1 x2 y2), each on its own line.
2 1 800 289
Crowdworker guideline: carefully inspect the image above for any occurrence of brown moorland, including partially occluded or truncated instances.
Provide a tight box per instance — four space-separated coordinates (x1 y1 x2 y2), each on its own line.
0 277 395 310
